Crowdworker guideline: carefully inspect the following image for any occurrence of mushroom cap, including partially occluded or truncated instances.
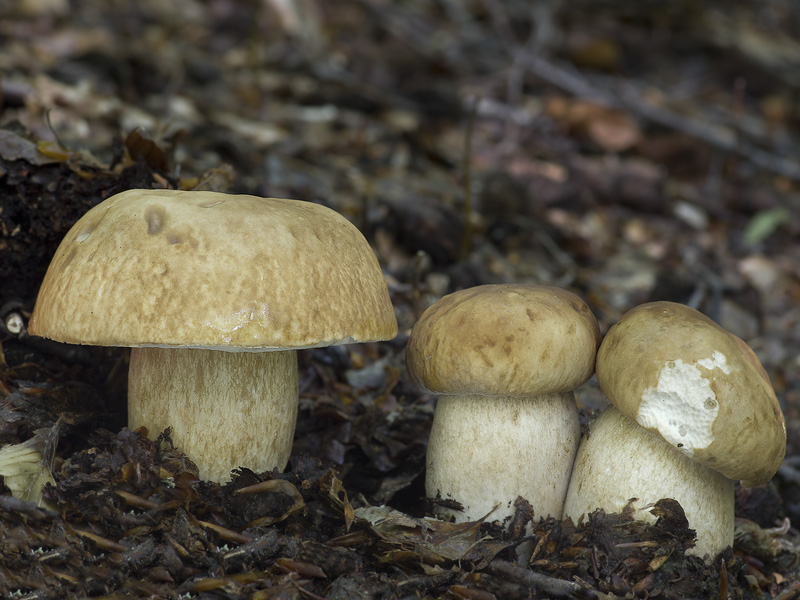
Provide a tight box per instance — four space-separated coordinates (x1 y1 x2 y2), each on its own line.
596 301 786 486
406 284 601 396
29 189 398 350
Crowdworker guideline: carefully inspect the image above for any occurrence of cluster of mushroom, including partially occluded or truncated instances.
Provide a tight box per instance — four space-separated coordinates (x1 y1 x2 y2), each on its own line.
406 288 786 563
563 302 786 560
26 188 787 564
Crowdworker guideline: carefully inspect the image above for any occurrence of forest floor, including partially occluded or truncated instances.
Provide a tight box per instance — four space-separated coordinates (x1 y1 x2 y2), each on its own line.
1 1 800 598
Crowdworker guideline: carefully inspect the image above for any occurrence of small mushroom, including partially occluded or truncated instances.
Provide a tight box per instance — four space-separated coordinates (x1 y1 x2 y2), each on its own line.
29 189 397 482
405 284 601 525
562 301 786 561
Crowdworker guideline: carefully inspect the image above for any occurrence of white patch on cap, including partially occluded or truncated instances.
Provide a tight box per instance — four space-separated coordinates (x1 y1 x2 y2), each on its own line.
636 351 730 457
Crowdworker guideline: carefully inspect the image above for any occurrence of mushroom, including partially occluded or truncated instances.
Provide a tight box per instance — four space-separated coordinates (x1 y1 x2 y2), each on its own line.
28 189 397 482
405 284 601 525
562 301 786 561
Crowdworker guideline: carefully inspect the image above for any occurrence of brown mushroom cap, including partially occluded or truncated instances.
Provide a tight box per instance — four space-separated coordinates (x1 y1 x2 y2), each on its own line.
596 301 786 486
406 284 601 396
29 189 397 349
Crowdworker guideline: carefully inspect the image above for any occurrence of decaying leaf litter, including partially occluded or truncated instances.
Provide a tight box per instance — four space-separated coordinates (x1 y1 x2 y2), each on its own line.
1 0 800 597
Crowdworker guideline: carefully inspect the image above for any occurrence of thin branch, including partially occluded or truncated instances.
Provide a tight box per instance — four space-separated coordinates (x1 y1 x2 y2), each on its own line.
487 558 596 598
460 97 479 260
522 54 800 181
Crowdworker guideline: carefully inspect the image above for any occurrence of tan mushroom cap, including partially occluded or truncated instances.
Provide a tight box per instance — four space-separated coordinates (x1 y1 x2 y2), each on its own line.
596 301 786 487
29 189 397 349
406 284 601 396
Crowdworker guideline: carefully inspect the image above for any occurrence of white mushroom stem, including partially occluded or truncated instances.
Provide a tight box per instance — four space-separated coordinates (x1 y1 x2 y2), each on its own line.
128 347 298 483
426 392 580 524
562 406 734 562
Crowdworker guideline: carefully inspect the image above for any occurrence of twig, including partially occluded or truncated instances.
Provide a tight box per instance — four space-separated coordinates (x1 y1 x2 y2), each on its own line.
487 558 596 598
0 494 57 520
484 0 562 150
522 54 800 181
460 96 479 260
73 528 128 552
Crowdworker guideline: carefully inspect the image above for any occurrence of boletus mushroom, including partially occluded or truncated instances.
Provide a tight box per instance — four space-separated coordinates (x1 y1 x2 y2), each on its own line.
28 189 397 482
405 284 601 526
562 301 786 562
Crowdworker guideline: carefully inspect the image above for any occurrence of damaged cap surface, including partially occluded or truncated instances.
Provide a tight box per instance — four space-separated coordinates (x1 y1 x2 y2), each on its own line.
406 284 601 396
29 189 397 350
596 301 786 486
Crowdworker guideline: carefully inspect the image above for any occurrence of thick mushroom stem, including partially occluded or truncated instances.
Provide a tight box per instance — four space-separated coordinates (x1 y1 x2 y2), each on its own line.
426 392 580 524
562 406 734 562
128 347 298 483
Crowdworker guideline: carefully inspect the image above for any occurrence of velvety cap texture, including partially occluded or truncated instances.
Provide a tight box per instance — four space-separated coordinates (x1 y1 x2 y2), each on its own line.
596 301 786 486
29 189 398 349
406 284 601 396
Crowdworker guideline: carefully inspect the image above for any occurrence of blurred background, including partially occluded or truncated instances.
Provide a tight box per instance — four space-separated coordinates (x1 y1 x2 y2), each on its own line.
1 0 800 596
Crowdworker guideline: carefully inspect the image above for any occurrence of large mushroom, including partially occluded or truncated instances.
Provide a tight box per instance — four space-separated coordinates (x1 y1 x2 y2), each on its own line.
563 301 786 561
28 189 397 482
405 284 601 525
